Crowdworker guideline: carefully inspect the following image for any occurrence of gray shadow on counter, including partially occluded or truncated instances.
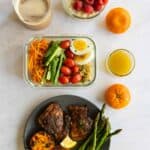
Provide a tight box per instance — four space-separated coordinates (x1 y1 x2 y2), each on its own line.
100 58 109 75
98 18 110 34
8 11 26 29
13 47 24 80
0 12 28 80
9 11 32 30
17 119 25 150
96 87 105 104
0 11 19 27
3 45 24 80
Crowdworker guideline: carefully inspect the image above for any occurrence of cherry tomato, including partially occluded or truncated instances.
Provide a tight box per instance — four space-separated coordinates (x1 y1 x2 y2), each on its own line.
72 65 80 74
65 50 75 59
60 40 71 49
97 0 108 5
83 4 94 14
61 66 71 75
73 0 83 11
70 73 82 84
85 0 94 5
59 76 69 84
64 58 75 68
94 2 103 11
102 0 108 5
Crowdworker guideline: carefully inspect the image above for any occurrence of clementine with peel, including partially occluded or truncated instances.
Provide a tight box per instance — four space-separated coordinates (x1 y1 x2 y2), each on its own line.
105 84 131 109
106 7 131 34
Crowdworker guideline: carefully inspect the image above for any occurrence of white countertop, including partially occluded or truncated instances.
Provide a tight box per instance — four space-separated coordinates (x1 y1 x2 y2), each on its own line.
0 0 150 149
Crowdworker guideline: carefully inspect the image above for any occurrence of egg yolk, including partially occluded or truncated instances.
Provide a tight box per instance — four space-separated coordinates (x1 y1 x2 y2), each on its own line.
73 39 87 51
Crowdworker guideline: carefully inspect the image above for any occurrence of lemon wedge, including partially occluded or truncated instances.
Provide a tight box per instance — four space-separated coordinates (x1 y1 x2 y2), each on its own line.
60 135 77 149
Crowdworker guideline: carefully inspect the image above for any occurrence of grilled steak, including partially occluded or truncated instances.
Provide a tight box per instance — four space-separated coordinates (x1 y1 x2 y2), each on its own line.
38 103 67 141
68 105 93 141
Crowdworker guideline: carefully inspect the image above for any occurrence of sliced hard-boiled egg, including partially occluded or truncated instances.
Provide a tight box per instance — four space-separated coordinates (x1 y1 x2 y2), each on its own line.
74 49 94 65
70 38 94 55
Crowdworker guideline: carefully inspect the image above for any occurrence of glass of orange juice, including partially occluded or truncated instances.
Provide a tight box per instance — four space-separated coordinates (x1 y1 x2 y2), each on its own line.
106 49 135 77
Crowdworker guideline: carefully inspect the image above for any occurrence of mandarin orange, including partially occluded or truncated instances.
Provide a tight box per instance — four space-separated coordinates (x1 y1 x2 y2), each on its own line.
106 7 131 34
105 84 131 109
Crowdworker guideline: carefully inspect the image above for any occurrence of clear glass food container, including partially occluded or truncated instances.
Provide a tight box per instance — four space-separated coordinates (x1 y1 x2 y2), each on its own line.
24 36 96 87
62 0 106 19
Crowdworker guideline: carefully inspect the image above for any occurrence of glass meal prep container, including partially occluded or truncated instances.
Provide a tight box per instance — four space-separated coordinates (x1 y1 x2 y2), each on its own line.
24 36 96 87
62 0 108 19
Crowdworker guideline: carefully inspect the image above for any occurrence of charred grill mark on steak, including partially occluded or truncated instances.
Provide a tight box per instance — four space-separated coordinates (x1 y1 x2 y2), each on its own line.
68 105 93 141
38 103 67 141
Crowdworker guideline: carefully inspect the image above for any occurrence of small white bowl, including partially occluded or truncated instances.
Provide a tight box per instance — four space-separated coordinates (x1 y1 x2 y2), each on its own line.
12 0 52 30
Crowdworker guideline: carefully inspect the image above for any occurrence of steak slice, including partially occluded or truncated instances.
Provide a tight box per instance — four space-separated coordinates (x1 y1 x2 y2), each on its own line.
38 103 67 141
68 105 93 141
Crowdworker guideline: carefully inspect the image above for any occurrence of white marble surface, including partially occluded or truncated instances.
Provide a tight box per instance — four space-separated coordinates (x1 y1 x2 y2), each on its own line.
0 0 150 149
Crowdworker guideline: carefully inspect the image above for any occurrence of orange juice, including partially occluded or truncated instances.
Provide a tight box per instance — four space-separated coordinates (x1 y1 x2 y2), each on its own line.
107 49 135 76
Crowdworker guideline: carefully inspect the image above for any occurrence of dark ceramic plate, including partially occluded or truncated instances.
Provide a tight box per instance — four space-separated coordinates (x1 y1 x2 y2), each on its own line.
24 95 110 150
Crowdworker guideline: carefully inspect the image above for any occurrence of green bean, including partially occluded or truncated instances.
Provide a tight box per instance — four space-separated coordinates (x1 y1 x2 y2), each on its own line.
46 65 51 80
78 136 91 150
45 45 62 66
96 119 111 150
100 104 106 121
96 119 107 140
54 54 65 84
107 129 122 139
45 41 60 58
78 104 122 150
78 118 106 150
92 112 100 150
50 58 59 83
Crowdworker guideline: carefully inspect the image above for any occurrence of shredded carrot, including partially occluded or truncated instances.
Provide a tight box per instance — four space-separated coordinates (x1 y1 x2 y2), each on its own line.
28 39 49 83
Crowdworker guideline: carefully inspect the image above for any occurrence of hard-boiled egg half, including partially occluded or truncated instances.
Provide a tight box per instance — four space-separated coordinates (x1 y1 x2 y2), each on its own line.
70 39 94 65
70 38 94 55
74 50 94 65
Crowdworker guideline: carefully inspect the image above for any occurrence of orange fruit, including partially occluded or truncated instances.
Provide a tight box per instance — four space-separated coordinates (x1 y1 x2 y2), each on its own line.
105 84 131 109
106 7 131 34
